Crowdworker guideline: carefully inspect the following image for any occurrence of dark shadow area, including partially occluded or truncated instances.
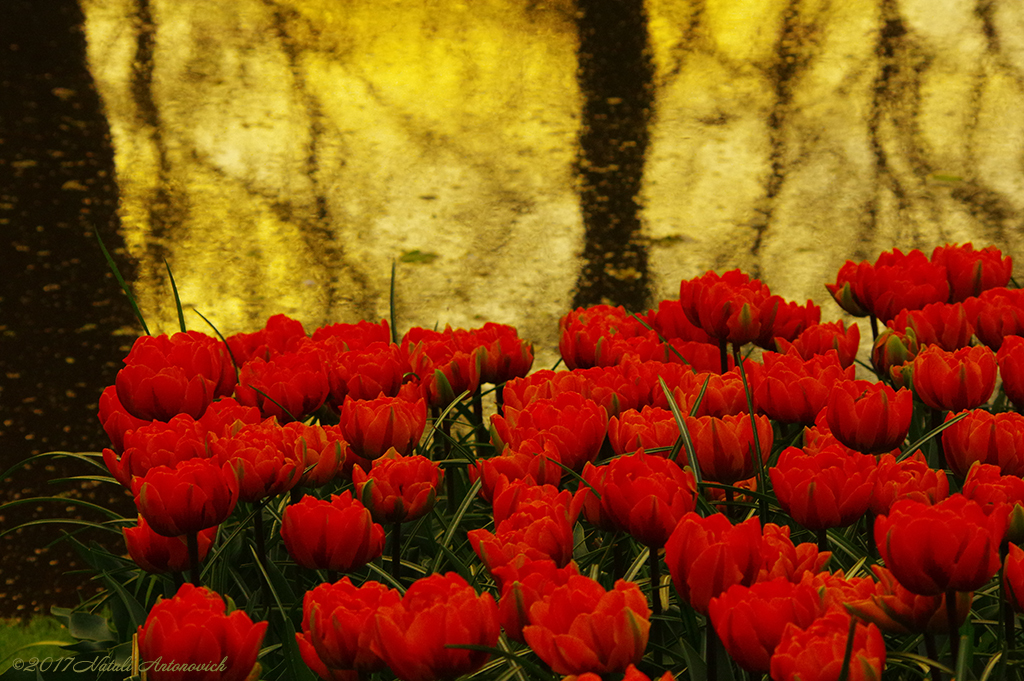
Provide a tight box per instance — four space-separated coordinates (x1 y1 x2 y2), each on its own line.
1 0 141 619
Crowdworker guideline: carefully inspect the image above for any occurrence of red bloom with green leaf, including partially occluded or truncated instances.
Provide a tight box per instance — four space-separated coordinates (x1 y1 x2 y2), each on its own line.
370 572 500 681
825 380 912 454
138 583 267 681
352 449 443 524
910 345 997 412
665 513 763 614
932 242 1012 302
523 576 651 676
280 492 385 572
875 494 1008 595
684 412 773 484
770 445 877 531
123 517 217 574
770 610 885 681
679 269 782 348
755 349 852 425
339 394 427 460
131 457 240 537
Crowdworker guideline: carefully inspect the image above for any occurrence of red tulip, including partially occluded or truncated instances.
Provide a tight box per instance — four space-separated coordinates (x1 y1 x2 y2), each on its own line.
404 330 481 409
280 492 385 572
960 463 1024 542
875 494 1008 595
707 577 824 673
235 346 330 421
826 249 949 323
963 287 1024 350
322 341 408 406
591 451 697 548
352 449 442 524
501 366 646 417
1004 543 1024 613
608 406 679 457
558 305 649 369
870 452 948 515
131 457 240 537
97 384 151 452
523 576 651 676
492 557 579 643
138 583 267 681
684 412 773 484
115 331 235 421
298 577 400 674
212 421 306 503
825 380 912 454
123 517 216 574
775 320 860 369
103 414 209 488
870 326 920 380
888 301 973 351
759 523 832 582
370 572 500 681
942 409 1024 479
679 269 782 347
491 392 608 473
845 565 972 635
643 299 713 343
469 438 563 503
664 513 763 614
755 349 853 424
910 345 997 412
196 397 263 437
758 298 819 349
932 242 1012 302
338 394 427 460
282 422 347 487
311 319 392 349
651 368 753 418
470 322 534 384
770 610 885 681
226 313 308 364
770 445 877 531
469 496 577 571
997 335 1024 410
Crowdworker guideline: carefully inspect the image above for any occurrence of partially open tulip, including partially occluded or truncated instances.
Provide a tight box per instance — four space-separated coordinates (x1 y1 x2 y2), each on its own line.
469 438 563 503
591 450 697 548
138 583 267 681
523 576 651 676
298 577 400 674
888 302 973 351
755 349 853 425
942 409 1024 479
664 513 763 614
322 341 408 407
104 414 209 488
870 452 948 515
370 572 500 681
339 394 427 460
212 420 306 503
932 242 1012 302
963 287 1024 350
491 392 608 473
1004 543 1024 614
684 412 773 484
825 380 912 454
131 457 240 537
558 305 648 369
997 335 1024 410
708 578 824 673
775 320 860 369
492 557 579 643
472 322 535 384
909 345 997 412
281 492 385 572
826 248 949 323
875 494 1008 595
770 445 877 531
845 565 971 635
123 517 217 574
759 523 832 582
352 449 442 524
235 346 330 421
770 611 885 681
679 269 782 349
115 331 235 421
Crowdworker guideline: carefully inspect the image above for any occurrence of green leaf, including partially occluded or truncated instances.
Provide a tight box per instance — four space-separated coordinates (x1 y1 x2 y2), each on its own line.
163 258 186 332
94 227 149 335
400 249 440 264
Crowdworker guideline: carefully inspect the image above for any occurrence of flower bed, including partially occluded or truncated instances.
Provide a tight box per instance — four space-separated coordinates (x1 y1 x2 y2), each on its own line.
7 242 1024 681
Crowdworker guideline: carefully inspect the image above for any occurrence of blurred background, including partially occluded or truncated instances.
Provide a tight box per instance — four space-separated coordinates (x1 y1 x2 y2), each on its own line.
3 0 1024 618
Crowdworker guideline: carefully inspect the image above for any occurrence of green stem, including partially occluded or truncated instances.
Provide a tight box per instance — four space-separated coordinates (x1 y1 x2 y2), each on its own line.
931 407 946 470
186 531 201 586
472 389 487 459
707 621 719 681
947 588 960 666
253 506 267 570
391 521 403 582
924 632 943 681
870 314 879 342
817 528 829 553
718 338 729 375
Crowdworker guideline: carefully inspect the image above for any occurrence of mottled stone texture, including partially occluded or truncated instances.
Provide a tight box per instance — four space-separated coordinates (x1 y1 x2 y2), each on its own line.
81 0 1024 359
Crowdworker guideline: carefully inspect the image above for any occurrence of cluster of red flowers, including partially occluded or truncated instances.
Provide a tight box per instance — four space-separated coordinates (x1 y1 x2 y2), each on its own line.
102 242 1024 681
